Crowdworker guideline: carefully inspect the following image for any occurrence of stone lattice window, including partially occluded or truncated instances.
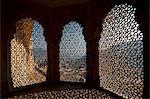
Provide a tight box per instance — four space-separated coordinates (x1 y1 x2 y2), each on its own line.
59 21 87 82
11 18 47 88
99 4 143 98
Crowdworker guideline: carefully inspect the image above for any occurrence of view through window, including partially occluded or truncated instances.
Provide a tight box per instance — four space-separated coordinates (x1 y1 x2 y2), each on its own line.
59 21 87 82
11 18 47 87
99 4 143 98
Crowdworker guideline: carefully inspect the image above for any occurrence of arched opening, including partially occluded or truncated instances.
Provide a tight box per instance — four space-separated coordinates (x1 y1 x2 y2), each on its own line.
59 21 87 83
98 4 144 98
10 18 47 88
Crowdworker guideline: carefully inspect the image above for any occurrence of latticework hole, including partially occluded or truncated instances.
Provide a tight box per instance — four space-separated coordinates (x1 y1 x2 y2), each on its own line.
59 21 87 82
99 3 143 98
11 18 47 88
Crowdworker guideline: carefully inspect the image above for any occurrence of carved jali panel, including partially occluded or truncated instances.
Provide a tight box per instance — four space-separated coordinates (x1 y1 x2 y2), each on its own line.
99 4 143 98
11 18 47 87
59 21 87 82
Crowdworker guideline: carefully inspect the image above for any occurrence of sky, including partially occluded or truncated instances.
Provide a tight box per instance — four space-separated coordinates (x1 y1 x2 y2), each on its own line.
32 20 47 50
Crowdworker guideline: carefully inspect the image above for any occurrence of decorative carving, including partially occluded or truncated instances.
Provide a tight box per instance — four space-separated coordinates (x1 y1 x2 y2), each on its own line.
99 4 143 98
59 21 87 82
11 18 47 87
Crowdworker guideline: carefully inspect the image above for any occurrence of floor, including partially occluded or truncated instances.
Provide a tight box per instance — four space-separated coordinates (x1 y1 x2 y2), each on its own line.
8 83 118 99
8 89 115 99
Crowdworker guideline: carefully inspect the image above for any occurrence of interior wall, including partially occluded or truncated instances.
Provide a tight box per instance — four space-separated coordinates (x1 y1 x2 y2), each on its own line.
1 0 149 98
0 0 1 97
50 3 94 85
1 0 51 97
1 0 98 97
92 0 149 98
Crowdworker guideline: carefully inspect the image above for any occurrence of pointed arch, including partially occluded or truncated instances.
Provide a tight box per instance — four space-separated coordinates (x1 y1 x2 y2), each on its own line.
98 4 143 98
10 18 47 87
59 21 87 82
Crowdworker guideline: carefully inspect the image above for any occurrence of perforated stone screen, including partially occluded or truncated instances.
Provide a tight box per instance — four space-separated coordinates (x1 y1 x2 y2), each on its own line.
98 4 143 98
59 21 87 82
11 18 47 87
